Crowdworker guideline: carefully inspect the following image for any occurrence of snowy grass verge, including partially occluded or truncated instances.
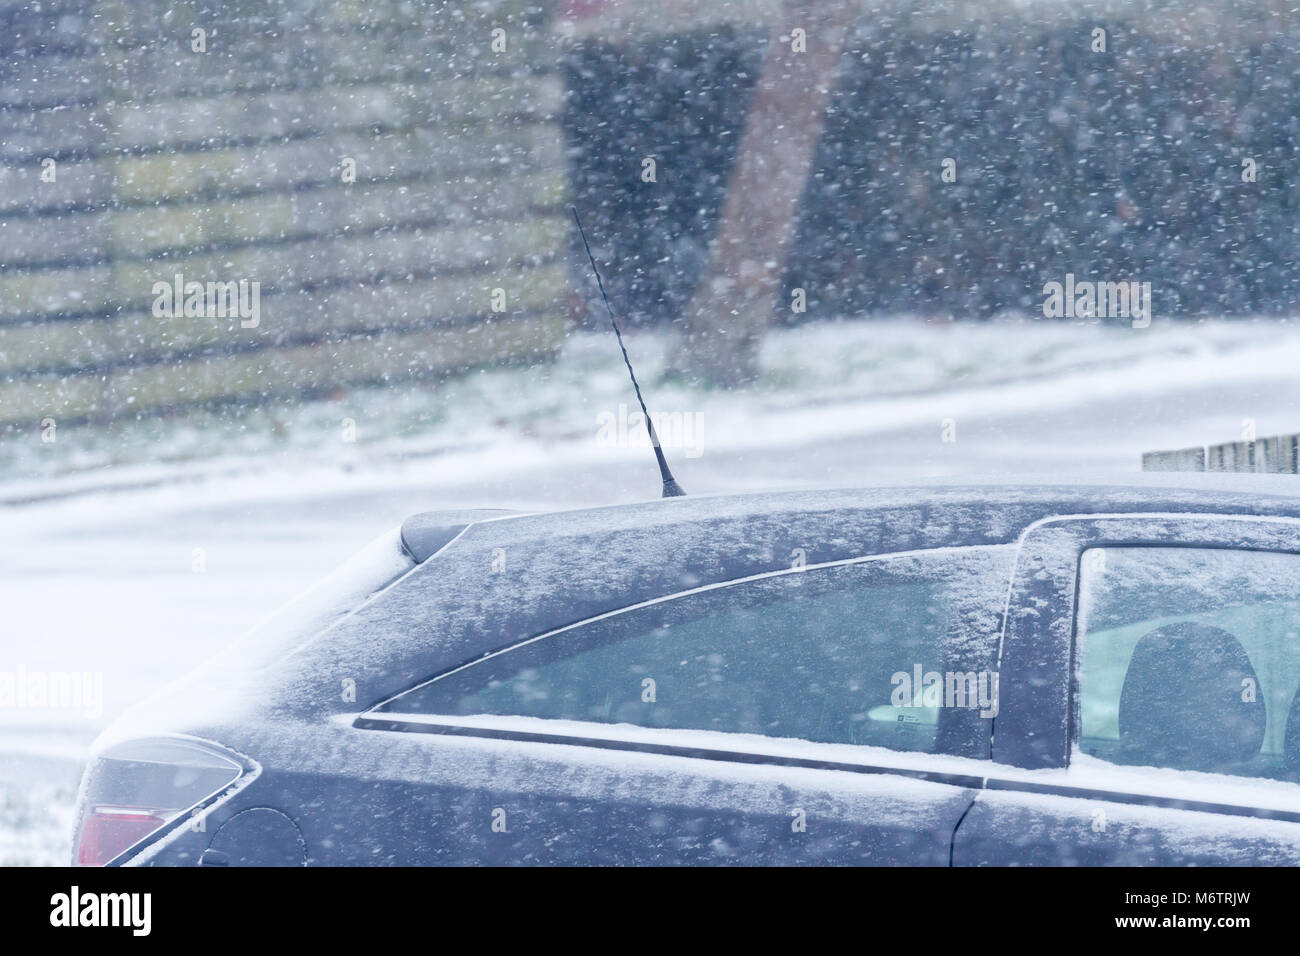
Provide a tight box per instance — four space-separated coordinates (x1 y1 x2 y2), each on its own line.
3 315 1297 500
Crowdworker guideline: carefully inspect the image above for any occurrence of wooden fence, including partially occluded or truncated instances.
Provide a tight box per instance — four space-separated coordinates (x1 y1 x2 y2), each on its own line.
0 0 569 426
1144 436 1300 473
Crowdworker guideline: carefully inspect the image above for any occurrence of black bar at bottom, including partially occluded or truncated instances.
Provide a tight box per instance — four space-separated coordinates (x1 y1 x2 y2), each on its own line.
0 866 1274 942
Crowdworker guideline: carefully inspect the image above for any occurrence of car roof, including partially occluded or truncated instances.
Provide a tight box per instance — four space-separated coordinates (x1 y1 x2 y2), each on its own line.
400 474 1300 559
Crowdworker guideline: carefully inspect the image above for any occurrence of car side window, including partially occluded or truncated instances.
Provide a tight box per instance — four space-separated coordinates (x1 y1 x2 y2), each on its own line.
375 547 1011 758
1076 546 1300 782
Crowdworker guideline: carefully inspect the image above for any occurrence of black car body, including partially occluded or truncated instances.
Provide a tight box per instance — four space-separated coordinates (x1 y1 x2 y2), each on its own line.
74 478 1300 865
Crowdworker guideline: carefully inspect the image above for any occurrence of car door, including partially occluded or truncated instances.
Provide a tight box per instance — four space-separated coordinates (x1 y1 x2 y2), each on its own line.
953 513 1300 865
352 545 1013 864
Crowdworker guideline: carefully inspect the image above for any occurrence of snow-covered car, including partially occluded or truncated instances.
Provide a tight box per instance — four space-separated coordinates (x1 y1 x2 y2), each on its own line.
72 478 1300 865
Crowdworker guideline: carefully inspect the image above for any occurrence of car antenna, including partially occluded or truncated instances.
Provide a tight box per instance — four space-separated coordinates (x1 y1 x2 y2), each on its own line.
571 205 686 498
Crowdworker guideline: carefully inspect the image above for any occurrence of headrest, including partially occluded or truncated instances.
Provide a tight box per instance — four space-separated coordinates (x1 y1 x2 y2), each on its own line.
1117 622 1264 772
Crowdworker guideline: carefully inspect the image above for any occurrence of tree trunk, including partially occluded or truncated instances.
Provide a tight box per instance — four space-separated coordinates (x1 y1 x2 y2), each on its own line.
673 0 857 386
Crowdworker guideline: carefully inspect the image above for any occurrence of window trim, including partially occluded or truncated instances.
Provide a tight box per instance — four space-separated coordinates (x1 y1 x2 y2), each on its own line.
357 542 1012 758
353 712 991 789
984 771 1300 825
348 712 1300 825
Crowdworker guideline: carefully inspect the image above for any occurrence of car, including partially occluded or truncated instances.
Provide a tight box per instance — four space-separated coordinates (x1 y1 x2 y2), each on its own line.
71 475 1300 866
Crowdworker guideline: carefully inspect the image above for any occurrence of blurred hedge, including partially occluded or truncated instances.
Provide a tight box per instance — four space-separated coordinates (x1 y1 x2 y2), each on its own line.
563 7 1300 323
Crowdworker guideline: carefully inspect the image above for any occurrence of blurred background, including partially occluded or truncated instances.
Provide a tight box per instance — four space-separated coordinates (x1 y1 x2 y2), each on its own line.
3 0 1300 862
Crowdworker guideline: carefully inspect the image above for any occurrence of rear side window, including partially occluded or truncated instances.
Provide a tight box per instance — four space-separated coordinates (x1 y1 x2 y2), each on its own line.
1077 547 1300 782
374 547 1011 758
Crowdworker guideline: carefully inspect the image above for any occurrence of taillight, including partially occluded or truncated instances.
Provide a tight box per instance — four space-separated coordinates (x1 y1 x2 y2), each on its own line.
76 807 170 866
72 739 245 866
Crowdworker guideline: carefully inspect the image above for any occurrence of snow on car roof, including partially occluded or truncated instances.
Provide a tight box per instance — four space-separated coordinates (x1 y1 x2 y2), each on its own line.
403 472 1300 539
